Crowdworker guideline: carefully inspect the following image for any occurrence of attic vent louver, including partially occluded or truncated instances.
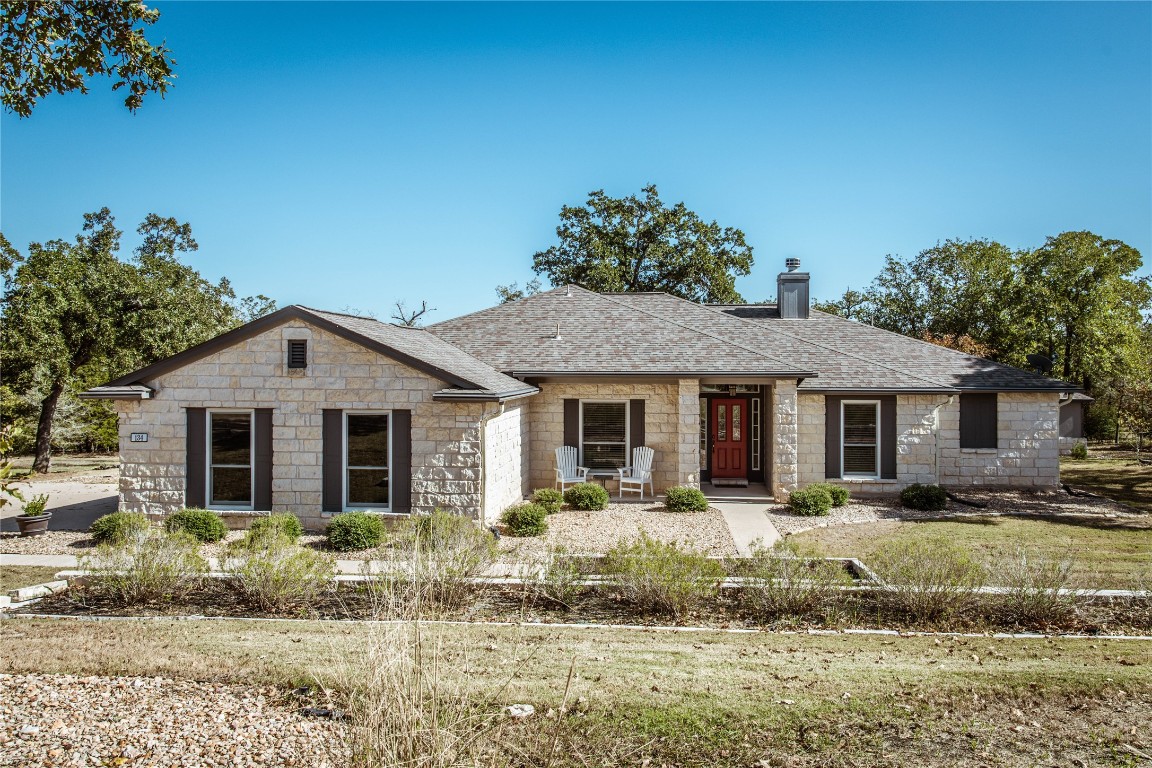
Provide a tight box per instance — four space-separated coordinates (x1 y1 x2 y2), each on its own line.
287 339 308 369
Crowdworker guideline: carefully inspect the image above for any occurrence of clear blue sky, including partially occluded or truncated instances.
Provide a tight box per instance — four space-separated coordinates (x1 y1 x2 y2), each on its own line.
3 2 1149 321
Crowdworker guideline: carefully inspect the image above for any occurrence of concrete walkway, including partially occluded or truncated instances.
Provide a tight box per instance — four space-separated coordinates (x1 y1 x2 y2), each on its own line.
703 482 782 556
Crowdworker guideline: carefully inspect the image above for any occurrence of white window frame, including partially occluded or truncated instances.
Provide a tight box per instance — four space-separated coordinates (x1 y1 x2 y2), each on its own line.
206 409 254 511
841 400 880 479
579 400 630 470
343 410 392 512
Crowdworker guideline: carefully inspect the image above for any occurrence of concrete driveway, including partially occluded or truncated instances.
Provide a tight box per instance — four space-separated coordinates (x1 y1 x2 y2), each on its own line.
1 470 118 532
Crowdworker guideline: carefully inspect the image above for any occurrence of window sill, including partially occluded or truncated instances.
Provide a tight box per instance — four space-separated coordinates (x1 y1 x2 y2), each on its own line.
831 478 899 484
321 510 404 518
960 448 999 455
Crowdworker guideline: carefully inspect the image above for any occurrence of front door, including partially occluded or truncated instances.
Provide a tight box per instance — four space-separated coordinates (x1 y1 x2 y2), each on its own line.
710 398 747 479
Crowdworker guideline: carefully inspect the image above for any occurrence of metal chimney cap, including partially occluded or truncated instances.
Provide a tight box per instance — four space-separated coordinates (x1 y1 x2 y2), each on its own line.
785 257 801 272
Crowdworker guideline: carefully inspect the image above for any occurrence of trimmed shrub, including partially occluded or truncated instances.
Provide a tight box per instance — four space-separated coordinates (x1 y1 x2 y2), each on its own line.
80 528 207 605
532 488 564 515
808 482 850 507
743 539 851 623
900 483 948 512
501 502 548 536
326 511 386 552
868 537 985 623
89 511 149 545
1069 442 1088 460
664 486 709 513
564 482 610 511
788 487 833 517
164 508 226 543
603 533 725 618
247 512 304 543
225 529 335 613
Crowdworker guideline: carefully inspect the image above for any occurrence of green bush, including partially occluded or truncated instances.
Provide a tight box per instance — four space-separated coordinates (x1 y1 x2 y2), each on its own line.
869 537 985 623
1069 442 1088 460
225 529 335 613
532 488 564 514
89 511 149 545
788 487 833 517
564 482 610 511
247 512 304 543
80 528 207 605
808 482 850 507
603 533 725 618
900 483 948 512
743 539 851 623
326 511 386 552
500 502 548 536
164 508 226 543
664 486 709 513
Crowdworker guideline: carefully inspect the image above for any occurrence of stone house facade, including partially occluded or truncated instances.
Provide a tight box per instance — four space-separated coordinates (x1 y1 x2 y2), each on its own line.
84 263 1080 528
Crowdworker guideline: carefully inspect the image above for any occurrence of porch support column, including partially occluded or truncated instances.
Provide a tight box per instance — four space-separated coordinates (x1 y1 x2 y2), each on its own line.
677 378 700 488
772 379 800 501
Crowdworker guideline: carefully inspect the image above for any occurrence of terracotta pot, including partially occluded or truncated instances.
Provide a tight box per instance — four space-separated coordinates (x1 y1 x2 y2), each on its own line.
16 512 52 537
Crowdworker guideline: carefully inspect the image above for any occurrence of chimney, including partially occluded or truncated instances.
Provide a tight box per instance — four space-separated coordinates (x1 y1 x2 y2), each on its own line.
777 258 810 319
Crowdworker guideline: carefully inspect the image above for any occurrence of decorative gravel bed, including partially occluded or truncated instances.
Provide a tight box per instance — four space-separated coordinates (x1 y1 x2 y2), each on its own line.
0 673 347 767
497 501 738 561
0 531 95 557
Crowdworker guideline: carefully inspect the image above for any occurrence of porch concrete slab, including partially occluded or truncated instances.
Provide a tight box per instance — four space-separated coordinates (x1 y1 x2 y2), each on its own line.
711 502 781 556
0 553 79 568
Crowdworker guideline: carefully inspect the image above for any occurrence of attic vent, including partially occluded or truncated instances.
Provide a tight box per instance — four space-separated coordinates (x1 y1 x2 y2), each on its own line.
287 339 308 369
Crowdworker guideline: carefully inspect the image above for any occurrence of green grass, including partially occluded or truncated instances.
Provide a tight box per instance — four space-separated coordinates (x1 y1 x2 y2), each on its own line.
0 566 63 593
1062 456 1152 512
792 516 1151 589
0 618 1148 766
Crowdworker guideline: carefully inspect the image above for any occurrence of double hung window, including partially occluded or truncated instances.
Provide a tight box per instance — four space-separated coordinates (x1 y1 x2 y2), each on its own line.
841 401 879 478
209 411 253 508
580 401 628 469
345 412 390 509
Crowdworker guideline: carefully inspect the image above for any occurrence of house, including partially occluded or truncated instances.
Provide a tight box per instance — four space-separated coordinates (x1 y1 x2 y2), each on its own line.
1058 392 1092 454
81 260 1078 530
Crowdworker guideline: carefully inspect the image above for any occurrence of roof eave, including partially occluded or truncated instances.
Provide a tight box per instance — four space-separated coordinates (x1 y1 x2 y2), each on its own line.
77 385 155 400
509 370 818 378
432 386 540 403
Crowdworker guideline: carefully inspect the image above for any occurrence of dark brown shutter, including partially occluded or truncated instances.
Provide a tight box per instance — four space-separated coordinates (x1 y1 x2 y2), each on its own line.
629 399 645 455
185 408 206 508
824 396 841 479
322 409 343 512
254 409 273 510
960 393 998 449
880 396 897 480
391 409 412 513
563 399 579 448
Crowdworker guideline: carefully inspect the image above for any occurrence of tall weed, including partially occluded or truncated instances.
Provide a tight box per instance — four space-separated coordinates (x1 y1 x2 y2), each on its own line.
986 548 1079 628
602 534 724 619
80 528 207 605
742 539 851 624
868 537 985 623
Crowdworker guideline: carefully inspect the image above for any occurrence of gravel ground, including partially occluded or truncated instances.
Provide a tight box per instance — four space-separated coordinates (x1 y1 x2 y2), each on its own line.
0 531 96 556
0 673 347 767
497 501 738 560
768 488 1145 536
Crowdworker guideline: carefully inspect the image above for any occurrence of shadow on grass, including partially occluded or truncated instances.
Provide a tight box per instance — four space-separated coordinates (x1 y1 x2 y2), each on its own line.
904 512 1151 533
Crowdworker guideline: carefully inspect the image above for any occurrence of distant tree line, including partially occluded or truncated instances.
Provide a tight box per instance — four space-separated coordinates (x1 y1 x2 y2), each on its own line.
813 233 1152 443
1 209 275 472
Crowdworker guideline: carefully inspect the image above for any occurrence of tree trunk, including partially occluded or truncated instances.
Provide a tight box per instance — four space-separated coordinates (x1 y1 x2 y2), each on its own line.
32 378 66 474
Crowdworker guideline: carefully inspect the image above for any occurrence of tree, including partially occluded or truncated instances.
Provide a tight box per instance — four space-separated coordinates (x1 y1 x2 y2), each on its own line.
812 288 869 321
1 0 176 117
494 277 541 304
529 184 754 303
1 209 275 473
391 300 434 327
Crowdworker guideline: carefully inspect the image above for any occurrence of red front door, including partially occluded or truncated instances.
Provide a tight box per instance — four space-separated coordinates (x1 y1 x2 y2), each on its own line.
711 398 747 479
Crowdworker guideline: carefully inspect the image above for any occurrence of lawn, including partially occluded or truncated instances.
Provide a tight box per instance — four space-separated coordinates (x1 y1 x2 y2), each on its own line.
1 617 1149 767
0 565 63 594
791 515 1151 589
1061 456 1152 513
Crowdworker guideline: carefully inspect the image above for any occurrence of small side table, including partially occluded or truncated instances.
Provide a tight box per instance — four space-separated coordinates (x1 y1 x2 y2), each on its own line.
585 470 619 495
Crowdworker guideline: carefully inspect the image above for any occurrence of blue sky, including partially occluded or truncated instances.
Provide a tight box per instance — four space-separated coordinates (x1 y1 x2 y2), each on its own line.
2 2 1149 322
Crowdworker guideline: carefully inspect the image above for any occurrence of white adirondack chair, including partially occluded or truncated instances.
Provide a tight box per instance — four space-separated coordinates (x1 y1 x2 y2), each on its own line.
554 446 589 492
617 446 655 499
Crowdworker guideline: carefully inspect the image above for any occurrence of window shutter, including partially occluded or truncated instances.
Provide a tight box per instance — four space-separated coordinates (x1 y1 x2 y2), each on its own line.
287 340 307 369
186 408 206 508
824 397 841 479
880 396 897 480
960 393 998 449
563 399 579 448
322 409 342 512
392 409 412 513
629 399 645 456
254 409 273 510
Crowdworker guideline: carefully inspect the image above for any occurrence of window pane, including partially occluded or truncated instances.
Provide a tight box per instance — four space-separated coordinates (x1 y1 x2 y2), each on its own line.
717 405 727 442
584 443 626 469
582 402 626 442
348 468 389 505
843 404 877 444
347 414 389 467
211 413 251 465
732 405 742 441
843 446 877 475
211 467 251 505
699 400 708 470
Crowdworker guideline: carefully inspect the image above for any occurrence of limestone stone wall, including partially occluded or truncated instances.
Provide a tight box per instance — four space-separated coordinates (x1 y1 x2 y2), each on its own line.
113 320 491 530
482 401 528 524
771 380 799 500
526 381 694 494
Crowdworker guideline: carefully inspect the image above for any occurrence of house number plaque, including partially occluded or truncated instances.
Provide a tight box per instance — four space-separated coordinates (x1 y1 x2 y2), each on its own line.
130 433 149 442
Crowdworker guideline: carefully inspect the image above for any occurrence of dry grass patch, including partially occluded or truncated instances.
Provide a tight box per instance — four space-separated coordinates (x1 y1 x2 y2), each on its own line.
0 566 62 593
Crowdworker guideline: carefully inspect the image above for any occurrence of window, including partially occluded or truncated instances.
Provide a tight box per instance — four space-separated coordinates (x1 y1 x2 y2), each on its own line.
287 339 308 369
960 393 998 449
345 412 390 509
209 411 252 508
841 401 879 478
751 398 761 472
580 401 628 469
699 399 708 471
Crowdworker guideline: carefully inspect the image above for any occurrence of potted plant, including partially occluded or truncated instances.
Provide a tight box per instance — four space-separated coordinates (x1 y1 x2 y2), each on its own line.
16 493 51 536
